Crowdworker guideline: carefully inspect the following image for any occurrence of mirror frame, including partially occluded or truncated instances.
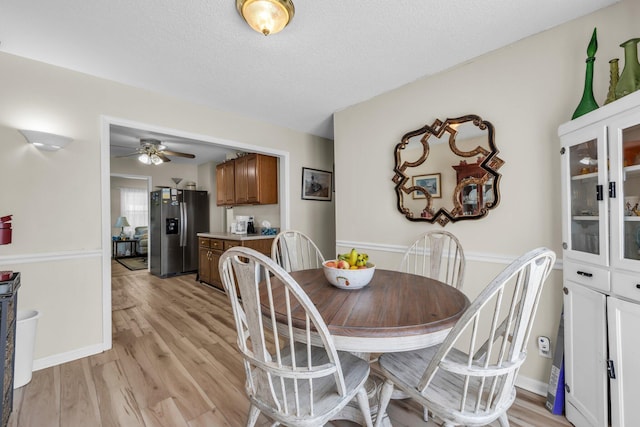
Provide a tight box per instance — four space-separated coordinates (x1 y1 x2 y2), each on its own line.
392 114 503 226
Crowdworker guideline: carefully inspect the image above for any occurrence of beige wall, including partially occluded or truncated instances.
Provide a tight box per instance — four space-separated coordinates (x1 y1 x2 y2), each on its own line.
334 0 640 393
0 53 335 368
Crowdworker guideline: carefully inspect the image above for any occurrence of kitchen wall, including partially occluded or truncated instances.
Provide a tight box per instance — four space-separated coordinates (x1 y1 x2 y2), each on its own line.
0 53 335 370
334 0 639 394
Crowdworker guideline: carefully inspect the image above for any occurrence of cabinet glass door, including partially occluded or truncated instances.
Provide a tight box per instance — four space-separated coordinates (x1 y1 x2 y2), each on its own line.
561 127 608 266
611 120 640 267
569 140 601 252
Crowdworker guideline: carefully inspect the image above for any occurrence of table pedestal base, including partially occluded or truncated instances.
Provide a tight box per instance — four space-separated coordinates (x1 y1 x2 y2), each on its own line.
333 376 391 426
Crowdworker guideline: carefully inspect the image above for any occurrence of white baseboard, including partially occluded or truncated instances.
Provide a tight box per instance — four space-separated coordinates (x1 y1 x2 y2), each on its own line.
32 342 107 372
515 375 549 397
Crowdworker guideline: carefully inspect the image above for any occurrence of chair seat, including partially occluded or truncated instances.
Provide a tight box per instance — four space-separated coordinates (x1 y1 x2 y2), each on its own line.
251 343 370 426
378 347 516 425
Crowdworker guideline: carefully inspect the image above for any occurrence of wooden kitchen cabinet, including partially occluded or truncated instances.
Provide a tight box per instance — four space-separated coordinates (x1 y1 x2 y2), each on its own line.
216 153 277 206
216 161 235 206
198 236 273 291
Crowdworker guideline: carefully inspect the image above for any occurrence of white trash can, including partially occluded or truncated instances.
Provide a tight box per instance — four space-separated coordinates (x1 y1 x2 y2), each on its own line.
14 310 41 389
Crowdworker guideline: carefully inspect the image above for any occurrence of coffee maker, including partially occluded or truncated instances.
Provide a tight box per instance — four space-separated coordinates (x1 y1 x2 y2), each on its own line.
232 215 255 234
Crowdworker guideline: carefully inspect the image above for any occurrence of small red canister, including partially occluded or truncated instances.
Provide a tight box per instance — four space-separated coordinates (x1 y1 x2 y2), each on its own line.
0 215 12 245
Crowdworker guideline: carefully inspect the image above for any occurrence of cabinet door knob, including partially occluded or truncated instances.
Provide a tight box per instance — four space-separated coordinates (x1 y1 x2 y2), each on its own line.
635 284 640 289
577 271 593 277
563 287 569 295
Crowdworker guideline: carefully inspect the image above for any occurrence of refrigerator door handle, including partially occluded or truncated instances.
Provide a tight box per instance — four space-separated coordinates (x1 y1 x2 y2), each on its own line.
180 202 187 247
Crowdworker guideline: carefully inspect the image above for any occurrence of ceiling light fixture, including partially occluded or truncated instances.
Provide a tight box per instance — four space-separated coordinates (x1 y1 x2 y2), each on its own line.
19 129 73 151
138 153 151 164
137 144 164 165
236 0 295 36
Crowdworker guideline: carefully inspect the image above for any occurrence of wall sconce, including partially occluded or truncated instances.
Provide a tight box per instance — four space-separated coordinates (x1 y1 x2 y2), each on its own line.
19 129 73 151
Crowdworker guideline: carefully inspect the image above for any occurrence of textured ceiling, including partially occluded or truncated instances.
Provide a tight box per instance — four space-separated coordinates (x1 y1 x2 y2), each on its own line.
0 0 618 163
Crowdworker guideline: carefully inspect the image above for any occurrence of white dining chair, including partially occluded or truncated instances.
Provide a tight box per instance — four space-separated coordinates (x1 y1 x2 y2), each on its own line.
271 230 325 272
399 230 465 290
219 246 373 427
375 247 556 427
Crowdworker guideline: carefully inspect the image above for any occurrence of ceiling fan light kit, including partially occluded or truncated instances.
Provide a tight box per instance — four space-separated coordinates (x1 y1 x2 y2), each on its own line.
237 0 294 36
120 138 195 166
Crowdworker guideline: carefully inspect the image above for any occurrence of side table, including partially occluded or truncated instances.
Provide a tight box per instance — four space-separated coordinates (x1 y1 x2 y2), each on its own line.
112 239 138 259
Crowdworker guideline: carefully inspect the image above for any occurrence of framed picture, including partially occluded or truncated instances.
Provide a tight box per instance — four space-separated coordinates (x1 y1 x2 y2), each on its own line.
301 167 332 201
412 173 441 199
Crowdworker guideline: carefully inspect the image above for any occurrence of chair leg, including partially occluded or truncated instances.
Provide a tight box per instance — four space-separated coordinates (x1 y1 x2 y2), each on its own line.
497 412 510 427
356 386 373 427
246 404 261 427
374 380 394 427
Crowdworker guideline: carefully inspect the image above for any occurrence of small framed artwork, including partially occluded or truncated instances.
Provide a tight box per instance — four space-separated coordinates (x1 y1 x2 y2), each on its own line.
301 167 332 201
412 173 441 199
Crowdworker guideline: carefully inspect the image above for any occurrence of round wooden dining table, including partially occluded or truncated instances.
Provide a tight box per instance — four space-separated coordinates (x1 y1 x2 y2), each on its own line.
262 267 471 426
266 268 471 354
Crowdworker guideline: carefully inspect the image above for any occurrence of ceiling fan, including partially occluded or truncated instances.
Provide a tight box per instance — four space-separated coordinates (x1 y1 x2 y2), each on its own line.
121 138 196 165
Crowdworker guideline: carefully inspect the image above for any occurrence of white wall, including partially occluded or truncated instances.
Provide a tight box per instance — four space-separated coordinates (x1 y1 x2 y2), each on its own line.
0 52 335 369
334 0 640 393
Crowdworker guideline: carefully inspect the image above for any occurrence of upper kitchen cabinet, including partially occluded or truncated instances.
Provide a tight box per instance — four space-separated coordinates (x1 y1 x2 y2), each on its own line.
216 153 278 206
216 160 235 206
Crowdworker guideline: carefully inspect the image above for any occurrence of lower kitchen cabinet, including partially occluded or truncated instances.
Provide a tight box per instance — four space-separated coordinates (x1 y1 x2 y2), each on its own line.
564 278 640 427
563 281 608 427
198 236 273 291
607 297 640 427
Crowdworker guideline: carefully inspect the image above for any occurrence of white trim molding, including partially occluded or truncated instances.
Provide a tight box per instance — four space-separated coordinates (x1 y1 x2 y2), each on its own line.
336 240 563 270
0 250 101 266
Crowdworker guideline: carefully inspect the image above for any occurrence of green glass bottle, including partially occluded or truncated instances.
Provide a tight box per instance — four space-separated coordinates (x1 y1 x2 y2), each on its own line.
614 38 640 99
604 58 619 105
572 28 599 119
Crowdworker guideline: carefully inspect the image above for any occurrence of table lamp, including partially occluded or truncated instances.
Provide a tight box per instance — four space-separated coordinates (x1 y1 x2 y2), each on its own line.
114 216 130 240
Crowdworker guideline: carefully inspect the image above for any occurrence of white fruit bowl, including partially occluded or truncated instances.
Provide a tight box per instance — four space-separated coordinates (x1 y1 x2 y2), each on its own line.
322 260 376 290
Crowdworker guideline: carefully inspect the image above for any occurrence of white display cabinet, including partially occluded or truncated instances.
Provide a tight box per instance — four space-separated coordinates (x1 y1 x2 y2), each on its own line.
559 89 640 427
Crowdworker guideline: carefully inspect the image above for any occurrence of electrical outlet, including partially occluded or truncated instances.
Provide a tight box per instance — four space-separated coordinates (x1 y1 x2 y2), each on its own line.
537 336 552 358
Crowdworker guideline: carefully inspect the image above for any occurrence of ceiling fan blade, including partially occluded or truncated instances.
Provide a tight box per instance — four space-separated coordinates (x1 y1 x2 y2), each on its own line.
161 150 195 159
157 152 171 163
117 151 142 158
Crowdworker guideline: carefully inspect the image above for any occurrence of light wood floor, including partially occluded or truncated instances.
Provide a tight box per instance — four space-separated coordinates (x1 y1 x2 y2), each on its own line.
8 261 574 426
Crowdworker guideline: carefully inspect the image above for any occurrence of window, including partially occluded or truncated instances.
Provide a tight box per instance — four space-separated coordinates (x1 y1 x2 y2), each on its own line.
120 187 148 231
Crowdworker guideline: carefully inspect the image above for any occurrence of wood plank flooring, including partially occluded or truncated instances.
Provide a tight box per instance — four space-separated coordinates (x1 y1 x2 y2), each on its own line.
8 261 574 426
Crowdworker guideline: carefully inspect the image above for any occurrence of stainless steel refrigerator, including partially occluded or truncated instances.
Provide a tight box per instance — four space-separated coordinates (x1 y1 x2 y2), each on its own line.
149 188 209 278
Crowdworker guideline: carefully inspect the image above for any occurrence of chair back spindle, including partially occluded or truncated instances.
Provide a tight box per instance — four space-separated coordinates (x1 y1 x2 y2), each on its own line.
399 231 465 289
271 230 326 272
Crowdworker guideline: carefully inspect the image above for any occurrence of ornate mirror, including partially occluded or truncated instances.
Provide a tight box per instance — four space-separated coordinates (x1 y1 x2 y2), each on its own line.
392 114 504 226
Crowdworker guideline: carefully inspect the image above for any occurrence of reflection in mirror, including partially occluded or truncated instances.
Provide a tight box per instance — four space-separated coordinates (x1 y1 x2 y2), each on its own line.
392 115 504 226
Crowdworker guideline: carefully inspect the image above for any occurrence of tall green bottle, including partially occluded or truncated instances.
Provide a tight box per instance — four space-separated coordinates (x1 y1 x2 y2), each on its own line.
572 28 599 119
614 38 640 99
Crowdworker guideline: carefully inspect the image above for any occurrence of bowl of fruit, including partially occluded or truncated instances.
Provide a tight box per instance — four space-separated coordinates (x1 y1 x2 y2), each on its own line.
323 249 375 290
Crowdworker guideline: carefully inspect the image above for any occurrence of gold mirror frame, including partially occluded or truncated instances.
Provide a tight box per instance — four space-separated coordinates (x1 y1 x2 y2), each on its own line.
392 114 504 226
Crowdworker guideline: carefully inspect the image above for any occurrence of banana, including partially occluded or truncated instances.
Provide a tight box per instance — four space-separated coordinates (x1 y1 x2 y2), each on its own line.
336 249 371 268
348 248 358 267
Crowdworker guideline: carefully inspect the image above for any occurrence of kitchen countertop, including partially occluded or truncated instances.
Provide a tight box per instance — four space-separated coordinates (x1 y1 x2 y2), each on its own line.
197 232 276 241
